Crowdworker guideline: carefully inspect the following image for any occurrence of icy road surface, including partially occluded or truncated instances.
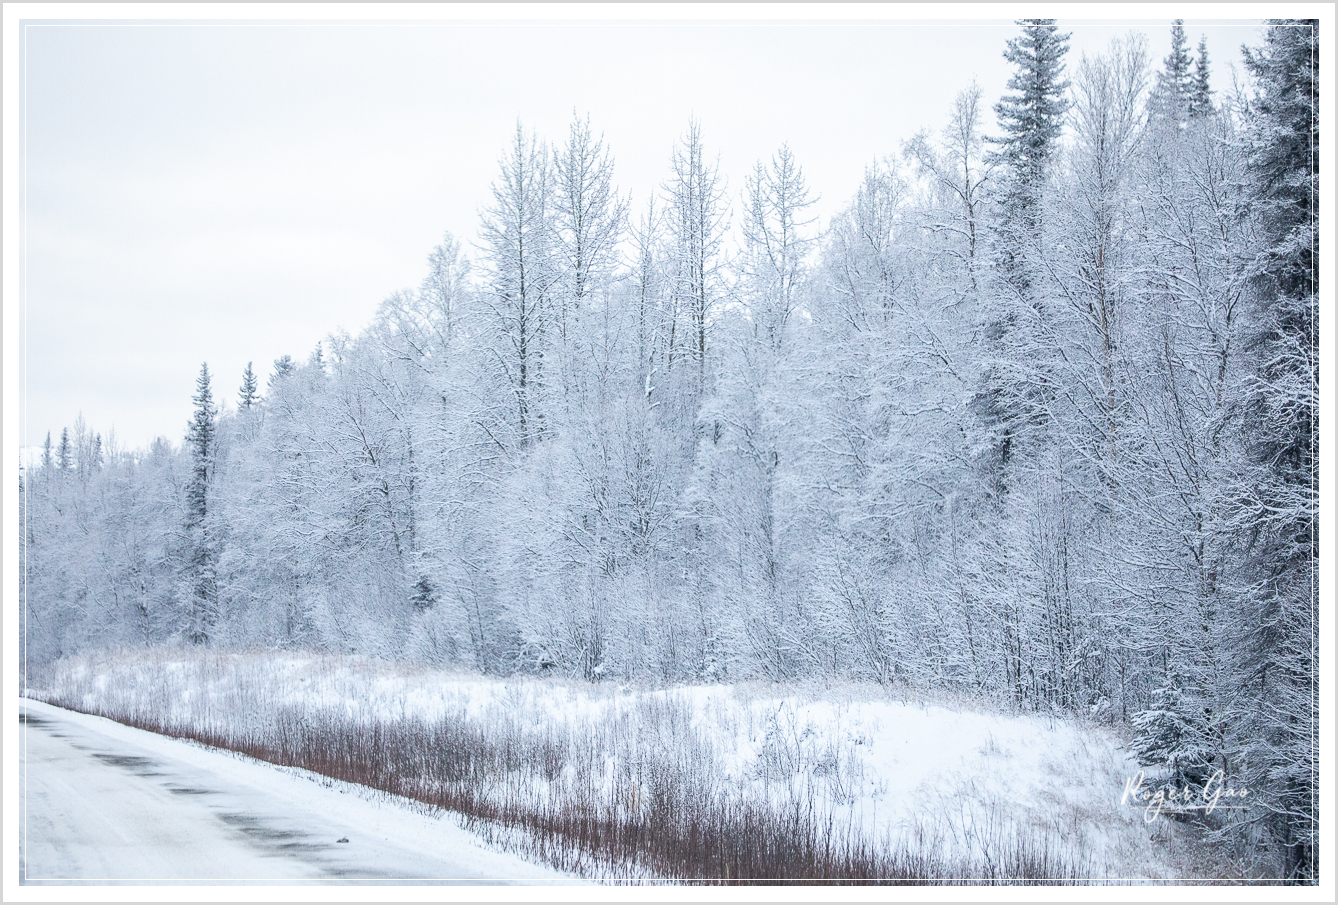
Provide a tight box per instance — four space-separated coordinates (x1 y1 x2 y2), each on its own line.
18 699 582 885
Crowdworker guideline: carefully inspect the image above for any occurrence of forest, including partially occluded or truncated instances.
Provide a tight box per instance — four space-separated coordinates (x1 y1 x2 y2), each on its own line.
20 20 1318 881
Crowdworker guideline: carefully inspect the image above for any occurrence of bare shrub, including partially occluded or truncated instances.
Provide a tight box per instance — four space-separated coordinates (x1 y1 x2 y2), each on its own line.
29 650 1119 883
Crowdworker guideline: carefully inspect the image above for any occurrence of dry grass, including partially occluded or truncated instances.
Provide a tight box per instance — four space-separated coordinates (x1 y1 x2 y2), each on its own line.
24 647 1188 884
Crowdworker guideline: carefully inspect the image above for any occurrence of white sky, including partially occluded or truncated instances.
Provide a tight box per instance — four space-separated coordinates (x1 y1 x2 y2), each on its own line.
11 5 1270 454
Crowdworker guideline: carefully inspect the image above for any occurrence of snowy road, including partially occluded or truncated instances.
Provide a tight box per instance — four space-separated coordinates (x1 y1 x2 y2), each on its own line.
17 699 581 885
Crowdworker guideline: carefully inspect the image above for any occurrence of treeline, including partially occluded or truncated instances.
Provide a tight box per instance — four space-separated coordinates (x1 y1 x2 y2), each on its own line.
21 21 1316 880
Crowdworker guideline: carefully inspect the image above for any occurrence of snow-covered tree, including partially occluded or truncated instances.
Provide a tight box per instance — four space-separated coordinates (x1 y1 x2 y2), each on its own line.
1231 19 1319 883
663 118 728 394
1190 36 1214 117
478 124 556 450
904 82 992 287
550 113 626 356
183 363 219 644
238 362 260 411
419 232 471 356
1150 20 1194 123
56 428 72 472
988 18 1071 241
975 18 1072 495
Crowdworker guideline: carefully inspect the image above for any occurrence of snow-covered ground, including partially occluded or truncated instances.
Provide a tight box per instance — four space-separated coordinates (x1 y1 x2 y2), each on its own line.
27 649 1214 882
18 698 583 885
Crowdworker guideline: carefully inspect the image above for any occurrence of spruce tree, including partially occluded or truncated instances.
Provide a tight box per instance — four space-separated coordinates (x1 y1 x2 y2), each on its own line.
975 19 1071 488
1235 19 1318 883
410 575 437 611
988 19 1072 238
56 428 72 471
238 361 260 410
185 363 219 644
1153 20 1193 117
1132 672 1219 791
41 432 53 470
1189 36 1214 117
269 354 297 391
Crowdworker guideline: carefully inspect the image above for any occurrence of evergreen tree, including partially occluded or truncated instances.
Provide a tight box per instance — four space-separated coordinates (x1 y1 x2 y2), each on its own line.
975 19 1071 490
988 19 1071 237
1152 20 1193 118
56 428 72 472
238 361 260 410
1132 648 1226 796
1189 36 1214 117
186 364 216 522
269 354 297 391
410 574 437 611
41 432 53 471
184 363 219 644
1233 19 1318 883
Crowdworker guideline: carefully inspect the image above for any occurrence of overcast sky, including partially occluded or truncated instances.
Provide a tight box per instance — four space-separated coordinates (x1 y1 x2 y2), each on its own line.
14 7 1267 454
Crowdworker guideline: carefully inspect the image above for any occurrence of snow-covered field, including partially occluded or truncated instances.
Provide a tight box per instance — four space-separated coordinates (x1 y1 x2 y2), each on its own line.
26 648 1219 882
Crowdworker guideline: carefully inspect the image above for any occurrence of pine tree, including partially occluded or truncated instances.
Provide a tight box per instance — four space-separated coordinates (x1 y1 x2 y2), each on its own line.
1233 19 1318 883
629 196 667 393
184 363 219 644
1189 36 1214 117
41 432 53 471
238 361 260 410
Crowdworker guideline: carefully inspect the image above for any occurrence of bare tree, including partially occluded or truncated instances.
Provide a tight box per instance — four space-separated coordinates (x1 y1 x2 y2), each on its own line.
478 124 556 450
663 118 728 389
